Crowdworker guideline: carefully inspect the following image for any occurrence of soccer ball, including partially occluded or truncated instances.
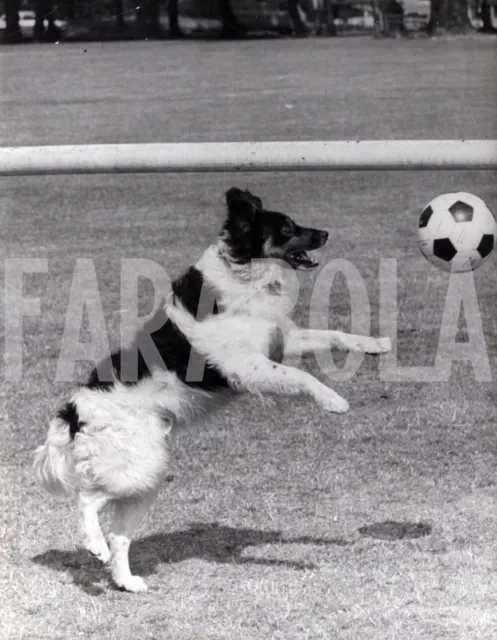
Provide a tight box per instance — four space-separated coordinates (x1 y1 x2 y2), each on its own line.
418 192 496 273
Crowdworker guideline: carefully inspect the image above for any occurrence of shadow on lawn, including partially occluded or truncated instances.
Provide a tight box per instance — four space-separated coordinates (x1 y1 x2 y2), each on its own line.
32 522 350 595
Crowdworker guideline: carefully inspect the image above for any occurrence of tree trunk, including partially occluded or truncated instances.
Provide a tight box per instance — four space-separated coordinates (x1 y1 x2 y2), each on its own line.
34 0 60 41
137 0 162 38
287 0 308 36
168 0 182 37
66 0 75 20
218 0 246 38
4 0 22 43
479 0 497 32
115 0 126 30
319 0 338 35
428 0 472 33
34 0 46 41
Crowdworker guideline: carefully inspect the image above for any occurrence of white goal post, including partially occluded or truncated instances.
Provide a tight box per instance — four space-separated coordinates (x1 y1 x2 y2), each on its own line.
0 140 496 176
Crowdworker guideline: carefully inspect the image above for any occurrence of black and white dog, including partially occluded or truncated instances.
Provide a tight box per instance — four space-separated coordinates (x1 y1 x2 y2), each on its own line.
34 187 391 592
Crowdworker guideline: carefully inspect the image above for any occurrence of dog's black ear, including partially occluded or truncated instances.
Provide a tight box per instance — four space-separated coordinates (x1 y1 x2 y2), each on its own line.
225 187 263 217
223 188 261 238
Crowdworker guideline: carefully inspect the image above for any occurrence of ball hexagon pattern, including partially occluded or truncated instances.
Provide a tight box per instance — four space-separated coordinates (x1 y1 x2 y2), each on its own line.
418 192 496 273
448 200 473 223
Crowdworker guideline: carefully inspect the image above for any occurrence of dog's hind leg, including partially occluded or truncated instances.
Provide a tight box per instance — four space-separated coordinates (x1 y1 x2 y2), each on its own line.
79 491 111 564
108 494 156 592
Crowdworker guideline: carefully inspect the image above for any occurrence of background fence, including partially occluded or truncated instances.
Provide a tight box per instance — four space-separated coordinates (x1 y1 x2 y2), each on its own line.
1 140 496 176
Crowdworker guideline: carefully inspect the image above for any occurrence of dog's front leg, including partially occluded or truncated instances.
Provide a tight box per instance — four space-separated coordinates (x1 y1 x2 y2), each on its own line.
285 329 391 357
223 354 349 414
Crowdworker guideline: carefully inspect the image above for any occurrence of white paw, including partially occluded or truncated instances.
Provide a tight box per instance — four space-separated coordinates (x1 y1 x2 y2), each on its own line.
377 337 392 353
116 575 148 593
85 541 111 564
317 393 349 414
365 336 392 355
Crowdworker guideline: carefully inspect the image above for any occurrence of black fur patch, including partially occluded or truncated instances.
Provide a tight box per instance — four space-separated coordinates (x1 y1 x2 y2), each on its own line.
58 401 85 439
86 270 228 393
172 267 222 320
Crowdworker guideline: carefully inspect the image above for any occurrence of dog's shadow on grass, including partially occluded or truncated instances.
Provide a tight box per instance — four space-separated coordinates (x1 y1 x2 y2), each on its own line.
32 522 350 595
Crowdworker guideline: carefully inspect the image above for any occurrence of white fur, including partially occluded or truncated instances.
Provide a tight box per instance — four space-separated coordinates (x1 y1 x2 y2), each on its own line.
34 243 390 592
34 417 77 496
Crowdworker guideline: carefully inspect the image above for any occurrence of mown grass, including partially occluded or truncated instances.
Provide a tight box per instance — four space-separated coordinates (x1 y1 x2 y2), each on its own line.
1 35 497 639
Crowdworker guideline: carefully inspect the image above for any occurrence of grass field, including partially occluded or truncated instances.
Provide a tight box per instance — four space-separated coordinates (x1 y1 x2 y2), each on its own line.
1 36 497 639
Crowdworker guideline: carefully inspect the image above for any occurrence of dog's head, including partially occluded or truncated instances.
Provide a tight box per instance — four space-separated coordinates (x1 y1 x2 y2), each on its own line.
220 187 328 270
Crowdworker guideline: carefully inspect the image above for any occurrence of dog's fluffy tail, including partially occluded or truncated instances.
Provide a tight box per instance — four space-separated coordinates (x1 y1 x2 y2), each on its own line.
33 416 76 497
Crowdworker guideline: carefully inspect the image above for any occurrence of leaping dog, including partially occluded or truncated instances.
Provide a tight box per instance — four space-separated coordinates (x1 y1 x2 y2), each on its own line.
34 187 391 592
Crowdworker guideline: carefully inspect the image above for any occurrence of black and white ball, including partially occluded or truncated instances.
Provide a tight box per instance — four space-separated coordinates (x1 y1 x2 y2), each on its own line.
418 192 496 273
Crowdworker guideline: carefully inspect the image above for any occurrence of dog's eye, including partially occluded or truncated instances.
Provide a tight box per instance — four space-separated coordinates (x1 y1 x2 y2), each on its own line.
281 222 294 237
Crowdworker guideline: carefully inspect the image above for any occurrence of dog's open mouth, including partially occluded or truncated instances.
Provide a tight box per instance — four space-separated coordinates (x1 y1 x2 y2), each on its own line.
286 250 319 270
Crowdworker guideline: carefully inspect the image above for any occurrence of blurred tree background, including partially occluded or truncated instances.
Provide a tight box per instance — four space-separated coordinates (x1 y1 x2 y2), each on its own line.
0 0 494 43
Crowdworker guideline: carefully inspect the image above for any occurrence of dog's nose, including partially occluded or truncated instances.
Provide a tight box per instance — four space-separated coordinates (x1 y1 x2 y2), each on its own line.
319 230 329 242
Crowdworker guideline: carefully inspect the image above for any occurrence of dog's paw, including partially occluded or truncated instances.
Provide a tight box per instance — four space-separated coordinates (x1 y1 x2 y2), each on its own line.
365 337 392 355
116 575 148 593
317 393 349 414
85 540 111 564
376 337 392 353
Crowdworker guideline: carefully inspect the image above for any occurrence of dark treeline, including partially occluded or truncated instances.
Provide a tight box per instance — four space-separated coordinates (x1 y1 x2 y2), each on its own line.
2 0 492 43
2 0 316 42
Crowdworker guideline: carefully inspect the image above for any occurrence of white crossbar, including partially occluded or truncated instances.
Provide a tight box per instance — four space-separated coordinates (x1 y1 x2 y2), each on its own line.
0 141 496 176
